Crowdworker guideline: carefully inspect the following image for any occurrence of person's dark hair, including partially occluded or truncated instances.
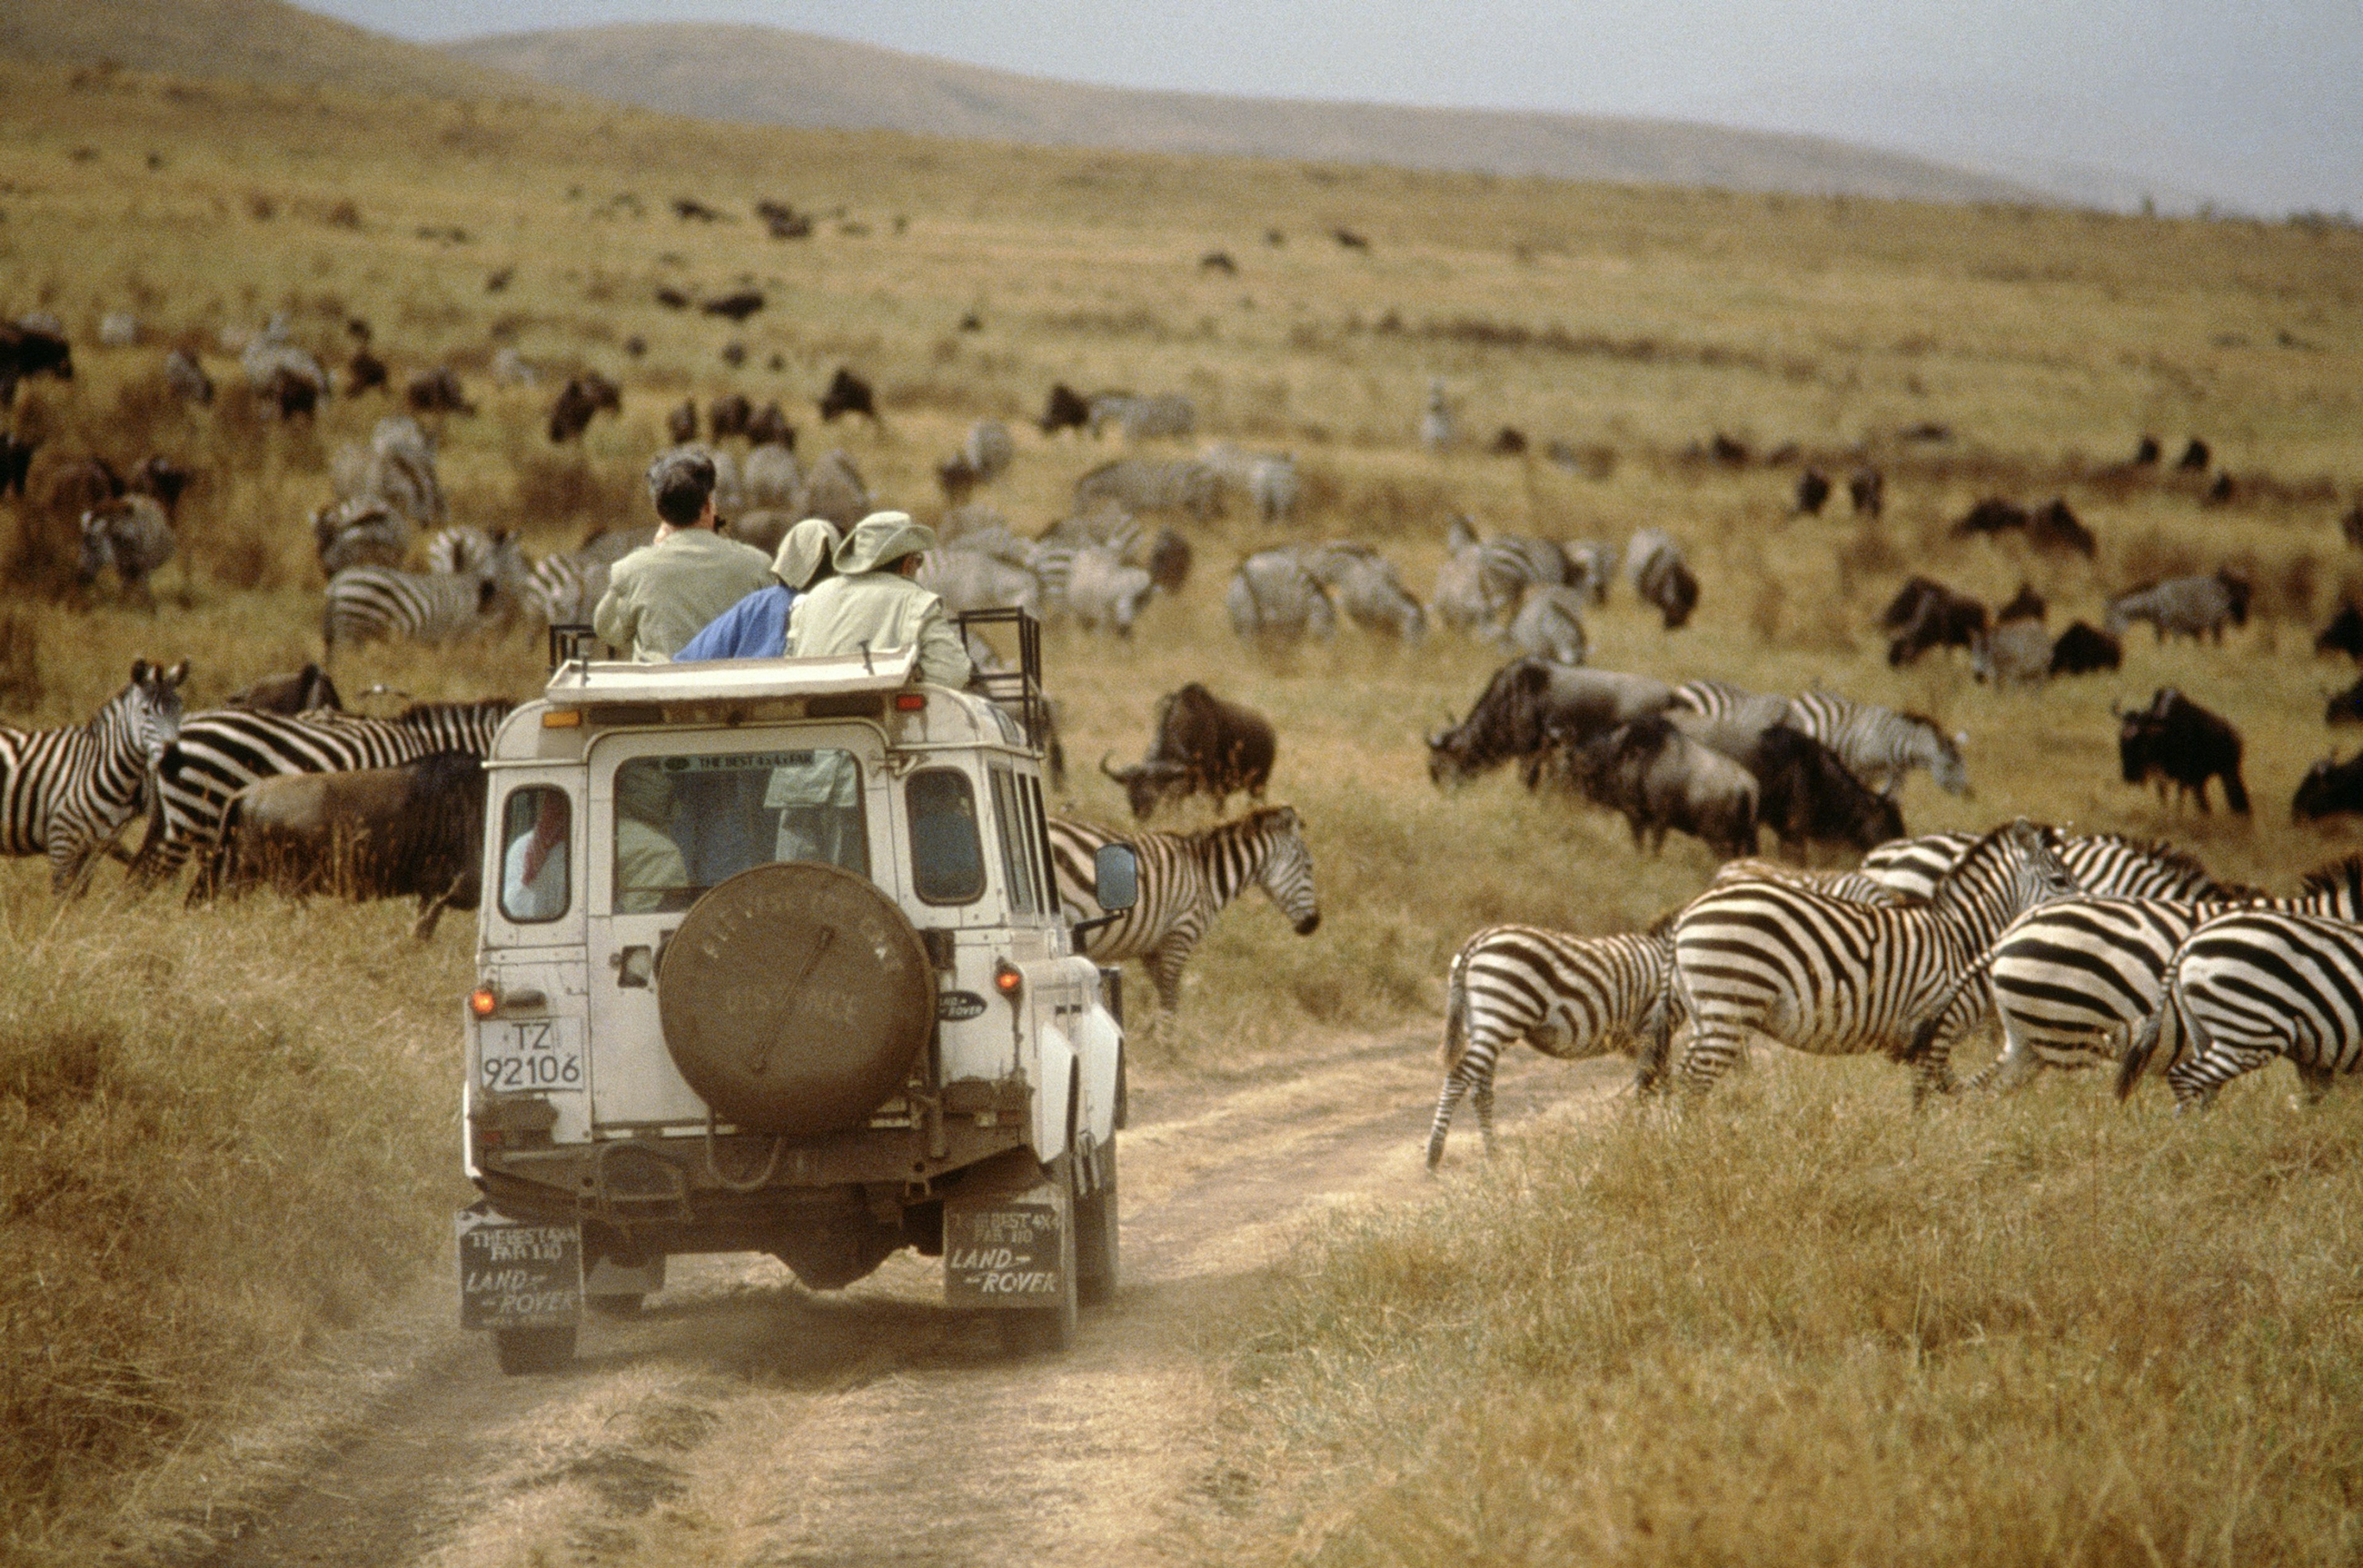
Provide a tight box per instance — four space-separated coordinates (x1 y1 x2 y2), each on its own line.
653 453 717 527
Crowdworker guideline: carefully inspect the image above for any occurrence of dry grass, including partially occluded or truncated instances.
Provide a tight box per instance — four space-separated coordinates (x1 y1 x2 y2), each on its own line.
0 46 2359 1559
1213 1063 2363 1566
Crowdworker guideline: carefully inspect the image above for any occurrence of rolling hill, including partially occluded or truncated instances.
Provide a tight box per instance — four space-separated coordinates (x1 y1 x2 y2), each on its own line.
448 23 2049 207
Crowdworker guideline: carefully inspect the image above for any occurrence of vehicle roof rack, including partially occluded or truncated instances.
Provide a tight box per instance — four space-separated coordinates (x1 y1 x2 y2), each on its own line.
956 607 1048 754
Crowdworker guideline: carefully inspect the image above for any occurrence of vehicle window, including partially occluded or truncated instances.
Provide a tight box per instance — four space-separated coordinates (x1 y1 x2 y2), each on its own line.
987 766 1036 915
908 768 985 905
612 748 866 913
1022 773 1061 916
500 786 571 923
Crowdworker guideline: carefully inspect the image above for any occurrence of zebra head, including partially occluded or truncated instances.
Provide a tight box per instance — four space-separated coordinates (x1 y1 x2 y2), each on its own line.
1906 713 1972 796
76 510 114 583
1244 805 1321 935
121 657 190 767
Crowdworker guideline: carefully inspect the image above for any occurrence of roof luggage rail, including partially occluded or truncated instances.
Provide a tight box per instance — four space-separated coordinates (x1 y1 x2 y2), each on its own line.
548 622 598 673
955 607 1048 753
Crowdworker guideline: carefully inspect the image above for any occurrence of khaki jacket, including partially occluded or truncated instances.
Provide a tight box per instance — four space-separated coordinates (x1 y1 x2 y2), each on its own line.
593 528 775 662
786 571 974 687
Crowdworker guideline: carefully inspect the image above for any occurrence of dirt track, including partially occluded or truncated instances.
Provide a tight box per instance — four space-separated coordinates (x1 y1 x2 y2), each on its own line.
158 1028 1621 1568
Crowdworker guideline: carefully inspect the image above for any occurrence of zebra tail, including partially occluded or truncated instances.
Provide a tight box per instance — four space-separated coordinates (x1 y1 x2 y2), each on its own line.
1440 945 1473 1072
2116 997 2173 1100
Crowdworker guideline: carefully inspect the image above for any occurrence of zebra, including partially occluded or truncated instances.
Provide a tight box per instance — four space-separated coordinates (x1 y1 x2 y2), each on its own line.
1073 459 1221 522
2118 911 2363 1109
2104 570 2251 645
1046 806 1320 1012
313 495 415 576
523 550 612 628
131 700 514 887
1089 392 1195 442
78 495 176 594
1427 921 1676 1169
1060 546 1154 634
1430 516 1493 631
1788 690 1969 797
1501 585 1588 664
1419 379 1453 450
0 658 188 893
324 534 529 650
425 524 498 575
1225 550 1337 646
1919 856 2363 1095
1861 830 2228 903
1477 535 1570 618
1670 817 2076 1099
330 415 442 526
1299 542 1424 641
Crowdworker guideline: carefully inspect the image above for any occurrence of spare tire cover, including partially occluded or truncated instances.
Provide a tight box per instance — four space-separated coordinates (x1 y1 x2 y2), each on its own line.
658 861 933 1137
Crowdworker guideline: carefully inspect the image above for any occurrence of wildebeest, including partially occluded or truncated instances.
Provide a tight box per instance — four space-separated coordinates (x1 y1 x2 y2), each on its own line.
405 367 475 416
1626 528 1699 630
1490 426 1528 456
1101 682 1276 820
1951 497 2029 538
0 320 73 405
1743 725 1906 860
2049 620 2122 676
817 367 878 423
346 348 387 396
2295 752 2363 822
2117 687 2249 814
43 455 123 522
1881 575 1988 667
1200 250 1237 274
1848 466 1884 519
2134 434 2162 465
2327 678 2363 726
2316 602 2363 662
194 751 487 938
703 290 765 322
1039 382 1091 434
2105 570 2252 644
2027 498 2097 556
1333 227 1370 250
545 374 622 444
164 347 214 405
0 431 35 499
2179 438 2210 471
1795 468 1831 515
1225 550 1336 646
708 393 752 440
1554 714 1758 860
746 401 795 449
1996 582 2047 623
1300 542 1424 641
2343 503 2363 552
225 663 342 714
665 399 698 444
78 495 175 595
1427 659 1676 788
1146 526 1191 593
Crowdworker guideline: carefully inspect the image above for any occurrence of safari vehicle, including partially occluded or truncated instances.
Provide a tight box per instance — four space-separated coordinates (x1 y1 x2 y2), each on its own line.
457 612 1132 1372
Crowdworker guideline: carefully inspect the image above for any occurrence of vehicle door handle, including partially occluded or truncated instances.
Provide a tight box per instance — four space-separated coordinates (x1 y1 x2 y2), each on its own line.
613 945 654 988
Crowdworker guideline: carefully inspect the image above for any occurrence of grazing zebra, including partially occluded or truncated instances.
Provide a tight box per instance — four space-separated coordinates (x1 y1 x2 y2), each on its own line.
0 659 188 892
1300 542 1424 641
1225 550 1337 646
1477 535 1569 618
1046 806 1320 1012
1927 856 2363 1094
424 524 498 575
132 700 513 886
1788 690 1969 797
1427 921 1676 1169
78 495 176 594
324 535 528 650
313 496 414 576
1707 857 1906 905
1861 830 2228 903
1671 818 2075 1099
2119 911 2363 1108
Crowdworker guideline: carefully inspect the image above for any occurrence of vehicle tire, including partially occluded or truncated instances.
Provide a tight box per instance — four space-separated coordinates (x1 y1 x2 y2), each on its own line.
1076 1143 1119 1308
493 1325 577 1375
586 1294 644 1318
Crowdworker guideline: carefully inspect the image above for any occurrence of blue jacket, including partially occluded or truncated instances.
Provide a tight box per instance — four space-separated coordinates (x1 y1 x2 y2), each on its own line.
673 584 794 661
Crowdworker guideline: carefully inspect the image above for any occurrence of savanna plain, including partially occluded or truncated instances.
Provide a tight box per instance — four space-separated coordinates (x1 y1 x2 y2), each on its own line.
2 54 2362 1566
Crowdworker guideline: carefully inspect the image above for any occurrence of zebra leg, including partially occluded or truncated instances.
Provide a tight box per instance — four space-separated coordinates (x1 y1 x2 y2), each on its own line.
2168 1045 2273 1111
2294 1062 2337 1106
1147 939 1193 1012
1677 1020 1747 1096
1425 1068 1472 1171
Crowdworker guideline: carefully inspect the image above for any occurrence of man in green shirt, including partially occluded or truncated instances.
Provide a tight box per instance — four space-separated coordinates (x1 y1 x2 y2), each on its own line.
785 511 974 687
593 448 775 661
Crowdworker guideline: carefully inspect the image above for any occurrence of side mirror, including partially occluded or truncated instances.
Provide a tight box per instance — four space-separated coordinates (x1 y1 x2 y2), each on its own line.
1093 843 1138 911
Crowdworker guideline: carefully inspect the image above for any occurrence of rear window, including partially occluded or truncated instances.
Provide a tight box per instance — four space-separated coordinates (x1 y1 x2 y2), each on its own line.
611 748 866 913
499 786 570 923
906 769 985 905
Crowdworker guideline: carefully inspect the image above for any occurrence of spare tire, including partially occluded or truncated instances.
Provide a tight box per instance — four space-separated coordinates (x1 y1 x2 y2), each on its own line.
658 861 932 1137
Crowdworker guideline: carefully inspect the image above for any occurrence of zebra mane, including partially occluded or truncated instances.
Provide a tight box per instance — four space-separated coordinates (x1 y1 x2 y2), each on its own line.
2298 854 2363 900
1930 818 2047 899
1897 709 1946 735
1643 903 1685 938
2081 831 2223 890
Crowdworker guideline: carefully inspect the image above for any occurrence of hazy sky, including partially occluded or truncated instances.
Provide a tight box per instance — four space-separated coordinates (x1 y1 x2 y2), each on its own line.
296 1 2362 215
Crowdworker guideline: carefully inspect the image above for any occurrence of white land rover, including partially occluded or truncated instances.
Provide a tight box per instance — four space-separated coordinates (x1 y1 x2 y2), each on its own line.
457 615 1132 1372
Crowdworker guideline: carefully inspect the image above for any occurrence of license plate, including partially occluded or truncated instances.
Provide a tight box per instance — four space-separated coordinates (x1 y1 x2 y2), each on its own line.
943 1188 1068 1306
478 1015 583 1092
455 1207 582 1329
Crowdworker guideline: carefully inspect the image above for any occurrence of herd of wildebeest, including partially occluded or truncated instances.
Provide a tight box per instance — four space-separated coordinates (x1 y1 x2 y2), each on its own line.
9 299 2363 1127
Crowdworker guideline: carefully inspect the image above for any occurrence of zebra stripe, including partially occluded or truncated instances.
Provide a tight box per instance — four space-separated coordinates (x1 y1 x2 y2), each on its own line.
1427 923 1673 1169
0 660 186 892
524 551 612 627
1671 818 2075 1098
132 701 512 884
1789 690 1969 796
1861 830 2226 903
1046 806 1319 1010
2120 911 2363 1108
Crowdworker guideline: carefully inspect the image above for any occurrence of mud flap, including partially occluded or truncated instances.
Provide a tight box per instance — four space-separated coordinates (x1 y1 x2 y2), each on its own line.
942 1162 1071 1311
457 1202 583 1331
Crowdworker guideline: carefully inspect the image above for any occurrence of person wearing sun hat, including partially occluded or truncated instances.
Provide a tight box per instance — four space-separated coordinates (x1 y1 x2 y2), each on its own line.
785 510 972 687
593 447 775 661
672 517 843 662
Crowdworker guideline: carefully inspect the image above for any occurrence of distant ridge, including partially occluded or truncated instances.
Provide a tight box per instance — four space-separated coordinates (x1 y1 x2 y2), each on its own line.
451 23 2053 207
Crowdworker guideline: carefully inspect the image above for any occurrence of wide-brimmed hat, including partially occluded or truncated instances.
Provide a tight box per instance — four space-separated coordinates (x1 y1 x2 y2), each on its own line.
772 518 842 589
832 511 937 575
